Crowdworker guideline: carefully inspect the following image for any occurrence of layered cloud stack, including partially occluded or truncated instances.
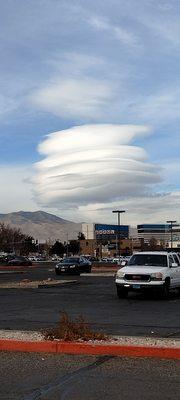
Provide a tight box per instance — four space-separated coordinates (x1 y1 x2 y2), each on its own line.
34 124 160 211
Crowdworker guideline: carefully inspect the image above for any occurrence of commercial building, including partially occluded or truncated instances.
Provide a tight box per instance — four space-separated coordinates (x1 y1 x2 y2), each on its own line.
81 223 130 257
137 224 171 242
82 223 129 240
137 223 180 247
80 222 180 257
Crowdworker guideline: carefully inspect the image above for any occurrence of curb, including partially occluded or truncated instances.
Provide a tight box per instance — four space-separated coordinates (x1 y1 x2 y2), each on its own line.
0 339 180 359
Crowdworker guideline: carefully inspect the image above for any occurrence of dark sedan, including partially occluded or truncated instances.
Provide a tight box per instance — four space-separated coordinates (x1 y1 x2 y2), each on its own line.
7 256 32 266
55 257 91 275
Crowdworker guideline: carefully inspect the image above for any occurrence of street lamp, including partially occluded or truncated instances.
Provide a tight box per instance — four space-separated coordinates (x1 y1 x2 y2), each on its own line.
166 220 177 249
112 210 125 261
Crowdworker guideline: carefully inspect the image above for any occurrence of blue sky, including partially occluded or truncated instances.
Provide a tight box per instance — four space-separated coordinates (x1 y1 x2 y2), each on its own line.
0 0 180 224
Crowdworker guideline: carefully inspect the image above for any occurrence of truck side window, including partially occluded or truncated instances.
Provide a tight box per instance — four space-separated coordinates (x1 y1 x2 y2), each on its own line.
173 254 180 266
169 255 174 267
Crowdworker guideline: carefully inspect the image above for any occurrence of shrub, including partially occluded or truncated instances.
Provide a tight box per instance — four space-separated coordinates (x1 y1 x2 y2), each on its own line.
44 311 107 342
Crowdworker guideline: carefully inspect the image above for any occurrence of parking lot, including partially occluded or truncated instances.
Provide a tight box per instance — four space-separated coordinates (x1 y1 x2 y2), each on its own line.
0 264 180 338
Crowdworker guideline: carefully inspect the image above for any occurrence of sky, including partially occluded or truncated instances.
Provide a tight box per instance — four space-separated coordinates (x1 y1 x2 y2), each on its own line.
0 0 180 225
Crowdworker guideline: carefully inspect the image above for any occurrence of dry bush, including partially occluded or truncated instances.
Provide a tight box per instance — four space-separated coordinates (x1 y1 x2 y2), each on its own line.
44 311 107 342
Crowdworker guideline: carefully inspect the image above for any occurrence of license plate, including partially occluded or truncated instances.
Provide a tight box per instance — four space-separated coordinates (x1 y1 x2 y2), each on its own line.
133 284 141 289
61 268 65 271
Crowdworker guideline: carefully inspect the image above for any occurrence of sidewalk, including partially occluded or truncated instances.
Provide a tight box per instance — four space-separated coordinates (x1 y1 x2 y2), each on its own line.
0 330 180 359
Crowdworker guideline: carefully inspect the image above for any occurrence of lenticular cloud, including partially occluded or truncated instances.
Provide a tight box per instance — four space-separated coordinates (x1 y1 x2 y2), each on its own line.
34 124 161 209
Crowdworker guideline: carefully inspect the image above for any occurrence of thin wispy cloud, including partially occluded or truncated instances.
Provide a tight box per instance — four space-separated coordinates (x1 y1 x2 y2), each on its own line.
0 94 19 118
75 191 180 226
121 86 180 124
30 77 114 120
89 15 140 48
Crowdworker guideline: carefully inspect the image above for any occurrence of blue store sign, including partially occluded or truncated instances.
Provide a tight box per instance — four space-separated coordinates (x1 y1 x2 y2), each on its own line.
95 224 129 239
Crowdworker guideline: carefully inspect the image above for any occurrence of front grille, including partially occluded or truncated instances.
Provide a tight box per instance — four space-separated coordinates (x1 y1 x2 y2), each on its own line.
124 274 150 282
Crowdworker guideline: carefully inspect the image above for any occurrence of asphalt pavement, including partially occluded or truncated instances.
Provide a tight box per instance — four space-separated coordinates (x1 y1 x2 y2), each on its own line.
0 264 180 337
0 351 180 399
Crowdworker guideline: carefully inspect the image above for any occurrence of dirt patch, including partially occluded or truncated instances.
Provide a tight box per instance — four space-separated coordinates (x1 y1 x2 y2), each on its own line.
0 279 77 289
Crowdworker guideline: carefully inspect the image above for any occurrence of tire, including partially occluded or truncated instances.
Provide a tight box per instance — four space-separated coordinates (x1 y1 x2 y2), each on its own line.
159 280 170 299
117 286 128 299
55 270 61 275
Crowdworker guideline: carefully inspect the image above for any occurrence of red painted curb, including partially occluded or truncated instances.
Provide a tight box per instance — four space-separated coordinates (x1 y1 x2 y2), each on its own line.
0 339 180 359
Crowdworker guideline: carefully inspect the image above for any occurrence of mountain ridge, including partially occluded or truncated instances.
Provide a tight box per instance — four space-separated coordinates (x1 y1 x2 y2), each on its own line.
0 211 82 242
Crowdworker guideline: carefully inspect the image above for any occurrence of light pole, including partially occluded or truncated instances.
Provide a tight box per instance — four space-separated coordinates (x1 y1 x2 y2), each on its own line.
112 210 125 261
66 233 69 257
166 220 177 249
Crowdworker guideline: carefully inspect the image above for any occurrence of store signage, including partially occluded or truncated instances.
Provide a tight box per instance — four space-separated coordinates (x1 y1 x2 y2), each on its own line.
95 229 115 235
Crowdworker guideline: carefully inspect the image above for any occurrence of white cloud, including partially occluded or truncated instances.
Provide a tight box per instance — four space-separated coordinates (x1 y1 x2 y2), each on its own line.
34 123 162 213
30 77 114 120
30 51 180 126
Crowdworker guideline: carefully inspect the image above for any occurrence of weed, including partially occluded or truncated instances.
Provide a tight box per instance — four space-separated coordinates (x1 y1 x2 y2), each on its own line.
44 311 107 342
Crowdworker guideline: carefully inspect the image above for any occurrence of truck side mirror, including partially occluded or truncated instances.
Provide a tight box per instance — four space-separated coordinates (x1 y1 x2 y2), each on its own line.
170 262 178 268
121 261 127 267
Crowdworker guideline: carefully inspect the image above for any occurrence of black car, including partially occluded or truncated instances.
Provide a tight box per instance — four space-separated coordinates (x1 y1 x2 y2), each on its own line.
55 257 92 275
7 256 32 266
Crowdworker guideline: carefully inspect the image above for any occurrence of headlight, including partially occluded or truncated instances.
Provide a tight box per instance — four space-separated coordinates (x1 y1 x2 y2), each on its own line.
116 270 125 279
70 265 76 269
151 272 163 281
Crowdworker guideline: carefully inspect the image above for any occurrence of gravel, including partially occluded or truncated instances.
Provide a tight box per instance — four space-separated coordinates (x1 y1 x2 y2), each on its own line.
0 330 180 348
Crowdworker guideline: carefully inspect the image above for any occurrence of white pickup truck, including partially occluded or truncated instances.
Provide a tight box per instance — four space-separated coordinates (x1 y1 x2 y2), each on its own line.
115 251 180 299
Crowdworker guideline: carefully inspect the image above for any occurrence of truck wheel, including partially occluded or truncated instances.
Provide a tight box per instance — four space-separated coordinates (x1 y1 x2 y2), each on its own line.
160 280 170 299
117 286 128 299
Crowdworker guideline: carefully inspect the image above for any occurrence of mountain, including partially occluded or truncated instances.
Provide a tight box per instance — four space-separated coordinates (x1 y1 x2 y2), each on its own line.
0 211 82 243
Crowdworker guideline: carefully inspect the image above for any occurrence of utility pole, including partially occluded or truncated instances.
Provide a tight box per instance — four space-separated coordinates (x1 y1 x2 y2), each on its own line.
166 220 177 249
112 210 125 262
66 233 69 257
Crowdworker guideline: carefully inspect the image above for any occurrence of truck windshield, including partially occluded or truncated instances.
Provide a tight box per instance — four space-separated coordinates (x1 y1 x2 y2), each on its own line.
129 254 167 267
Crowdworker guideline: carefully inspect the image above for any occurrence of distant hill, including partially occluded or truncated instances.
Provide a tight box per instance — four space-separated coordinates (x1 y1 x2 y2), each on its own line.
0 211 82 243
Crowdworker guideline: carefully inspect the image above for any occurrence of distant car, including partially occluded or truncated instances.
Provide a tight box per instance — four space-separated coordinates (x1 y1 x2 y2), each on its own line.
34 257 46 262
7 256 32 266
51 256 63 262
113 257 124 264
55 256 92 275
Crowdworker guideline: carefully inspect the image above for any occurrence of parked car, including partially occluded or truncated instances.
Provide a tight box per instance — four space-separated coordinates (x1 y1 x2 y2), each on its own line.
7 256 32 266
115 251 180 299
55 256 92 275
113 257 124 264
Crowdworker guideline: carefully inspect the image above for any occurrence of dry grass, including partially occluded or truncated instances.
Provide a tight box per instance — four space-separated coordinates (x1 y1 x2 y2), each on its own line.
44 311 107 342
